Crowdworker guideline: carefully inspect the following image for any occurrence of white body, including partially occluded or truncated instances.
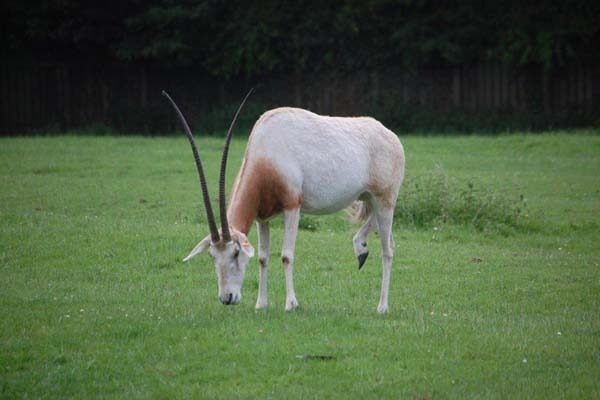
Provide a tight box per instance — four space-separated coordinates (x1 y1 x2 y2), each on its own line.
186 107 405 313
245 108 403 214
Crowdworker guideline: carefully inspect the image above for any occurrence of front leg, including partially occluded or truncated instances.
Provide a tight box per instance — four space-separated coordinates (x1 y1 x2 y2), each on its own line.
255 221 270 309
282 208 300 311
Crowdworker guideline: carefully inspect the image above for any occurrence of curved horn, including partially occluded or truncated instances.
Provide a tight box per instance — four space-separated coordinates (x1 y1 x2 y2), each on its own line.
219 88 254 242
162 90 220 242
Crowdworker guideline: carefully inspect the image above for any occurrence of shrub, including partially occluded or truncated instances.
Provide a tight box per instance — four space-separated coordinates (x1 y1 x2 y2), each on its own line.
394 164 530 234
298 214 320 231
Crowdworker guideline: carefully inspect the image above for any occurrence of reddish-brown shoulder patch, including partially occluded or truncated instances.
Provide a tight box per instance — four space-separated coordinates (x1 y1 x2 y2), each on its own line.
252 158 302 219
229 158 302 232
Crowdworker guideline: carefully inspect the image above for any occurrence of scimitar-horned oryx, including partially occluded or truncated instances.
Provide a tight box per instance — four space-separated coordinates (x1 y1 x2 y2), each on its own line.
162 90 404 313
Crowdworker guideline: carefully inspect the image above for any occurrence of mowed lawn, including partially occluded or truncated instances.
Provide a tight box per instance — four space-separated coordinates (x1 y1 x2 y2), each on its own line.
0 132 598 399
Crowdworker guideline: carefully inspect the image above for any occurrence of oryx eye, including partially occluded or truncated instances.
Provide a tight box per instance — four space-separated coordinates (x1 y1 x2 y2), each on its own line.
233 248 240 258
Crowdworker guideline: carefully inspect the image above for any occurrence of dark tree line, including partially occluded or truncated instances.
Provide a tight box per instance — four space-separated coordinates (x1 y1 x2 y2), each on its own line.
1 1 598 134
3 1 599 75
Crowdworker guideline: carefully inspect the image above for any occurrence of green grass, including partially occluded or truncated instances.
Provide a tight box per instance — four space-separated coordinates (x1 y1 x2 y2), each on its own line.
1 132 599 399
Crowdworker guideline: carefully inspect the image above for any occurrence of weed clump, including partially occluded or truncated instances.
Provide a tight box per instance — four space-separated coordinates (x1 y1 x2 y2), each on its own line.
298 214 320 231
395 165 530 234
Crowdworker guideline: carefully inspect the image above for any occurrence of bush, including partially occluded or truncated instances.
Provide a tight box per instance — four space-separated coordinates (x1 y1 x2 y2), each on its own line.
395 165 530 234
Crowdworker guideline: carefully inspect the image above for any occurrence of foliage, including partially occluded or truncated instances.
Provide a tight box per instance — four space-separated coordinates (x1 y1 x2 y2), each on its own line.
395 165 529 234
2 1 599 77
298 214 320 232
492 2 600 70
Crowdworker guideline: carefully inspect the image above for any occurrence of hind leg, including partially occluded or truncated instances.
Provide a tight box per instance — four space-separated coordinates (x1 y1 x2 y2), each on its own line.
352 213 378 269
373 203 395 314
282 208 300 311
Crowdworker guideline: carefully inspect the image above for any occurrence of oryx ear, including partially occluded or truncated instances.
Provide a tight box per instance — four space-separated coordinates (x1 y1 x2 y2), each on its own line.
183 236 211 262
235 232 255 258
240 239 255 258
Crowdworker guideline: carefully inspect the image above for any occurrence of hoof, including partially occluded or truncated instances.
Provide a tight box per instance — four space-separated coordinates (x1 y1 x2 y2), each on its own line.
358 252 369 270
377 304 388 314
285 298 299 311
255 301 269 310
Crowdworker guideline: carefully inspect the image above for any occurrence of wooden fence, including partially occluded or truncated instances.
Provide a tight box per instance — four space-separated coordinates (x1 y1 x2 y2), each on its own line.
0 62 597 135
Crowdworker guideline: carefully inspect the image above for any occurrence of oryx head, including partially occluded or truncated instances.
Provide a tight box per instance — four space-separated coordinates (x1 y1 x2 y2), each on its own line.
162 89 254 305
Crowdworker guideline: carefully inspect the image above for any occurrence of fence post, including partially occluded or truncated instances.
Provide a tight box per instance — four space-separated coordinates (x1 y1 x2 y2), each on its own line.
452 66 461 108
60 64 71 130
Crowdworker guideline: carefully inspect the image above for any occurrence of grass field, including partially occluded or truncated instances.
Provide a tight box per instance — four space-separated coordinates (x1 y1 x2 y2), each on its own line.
1 132 599 399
